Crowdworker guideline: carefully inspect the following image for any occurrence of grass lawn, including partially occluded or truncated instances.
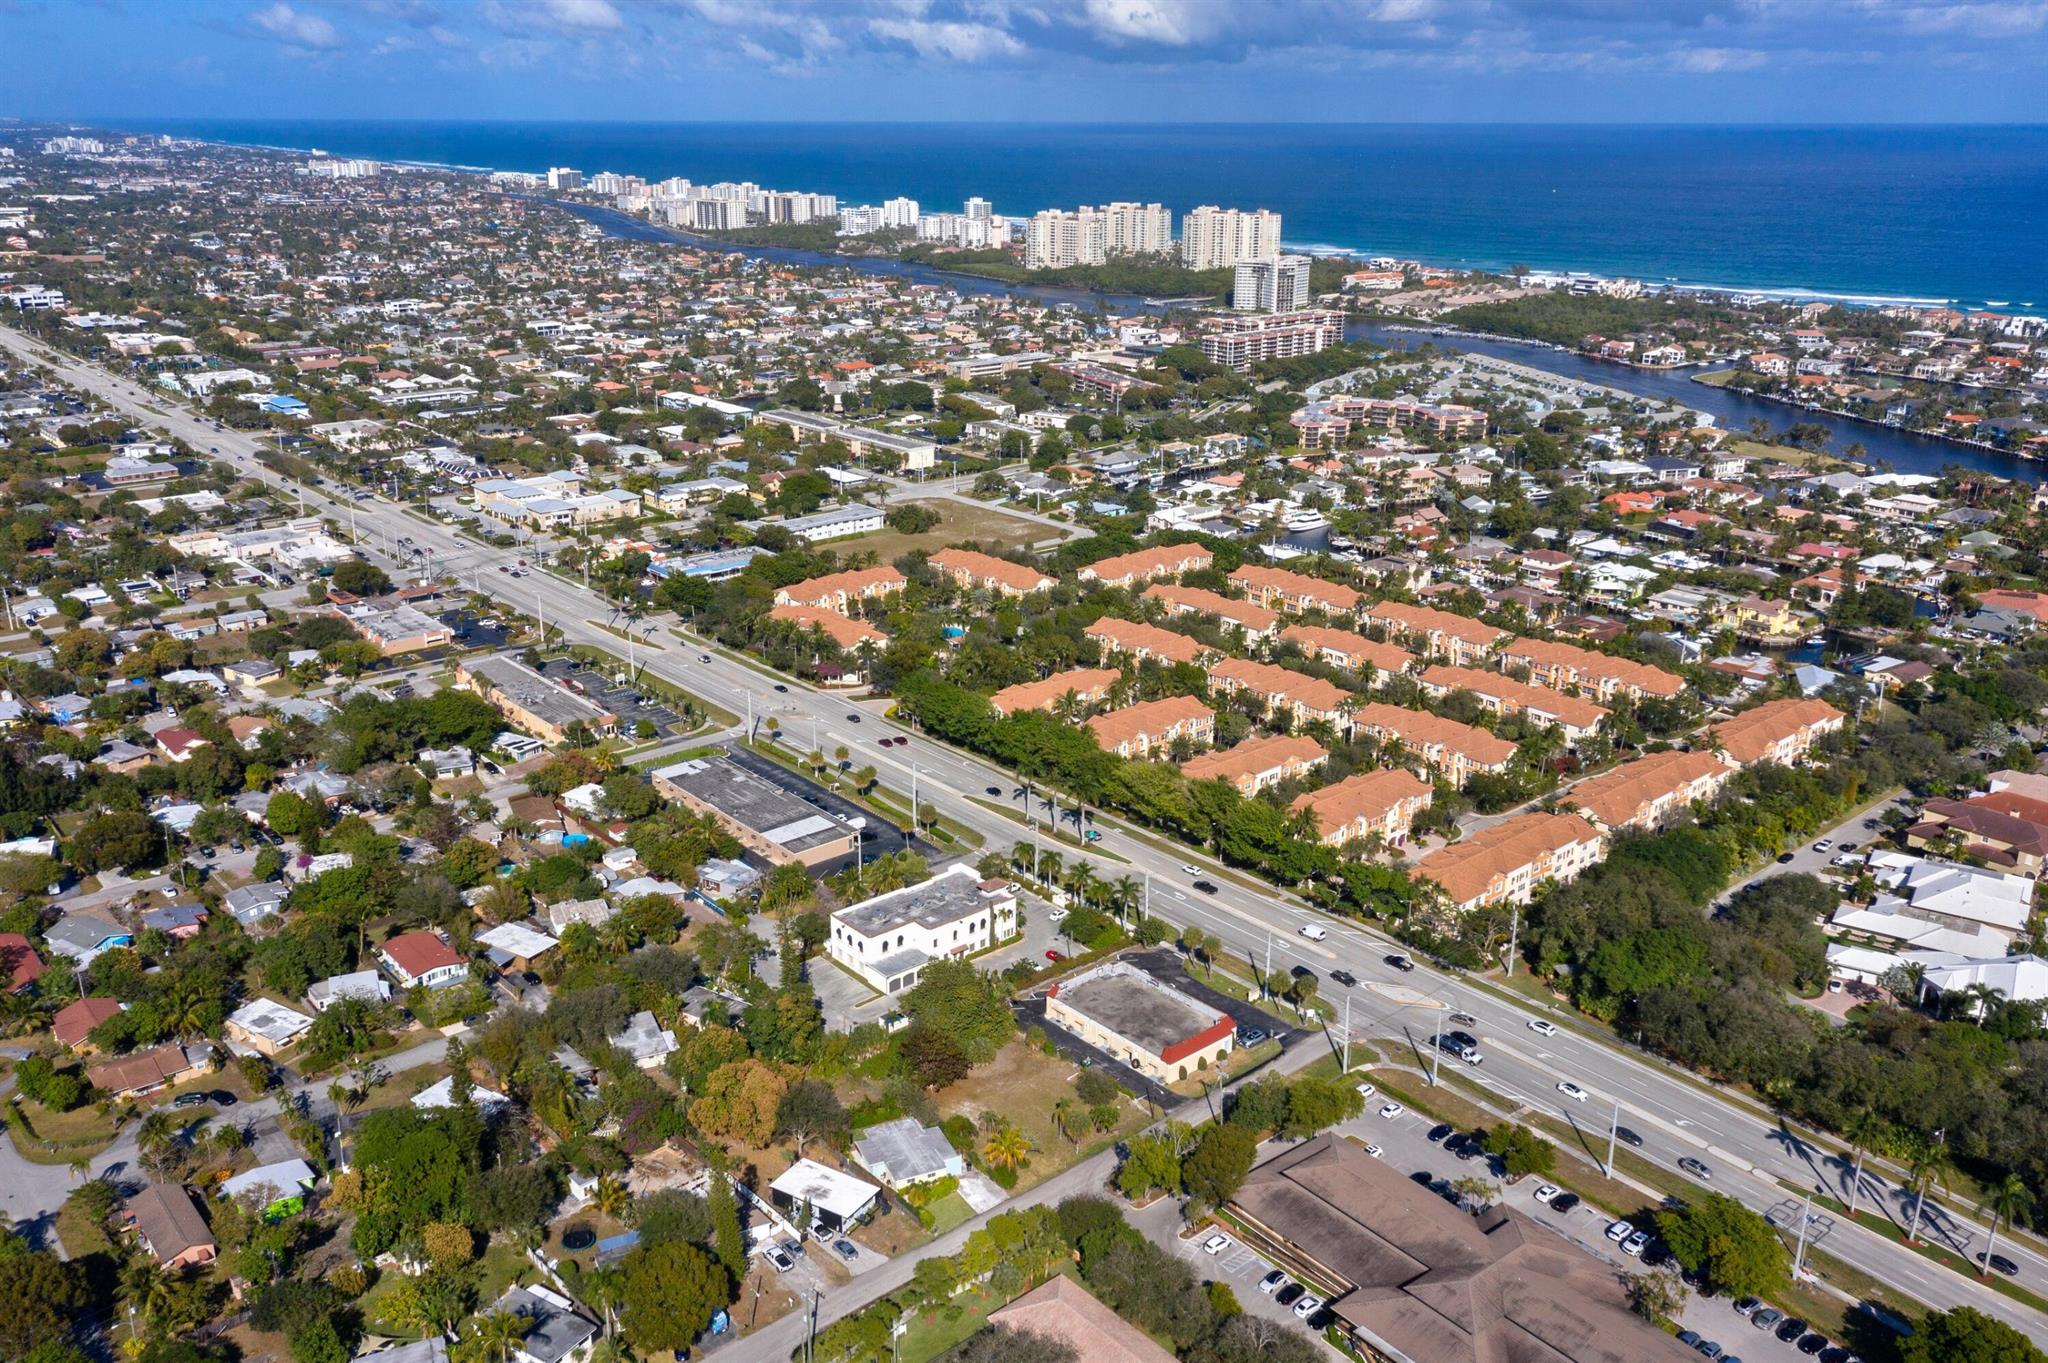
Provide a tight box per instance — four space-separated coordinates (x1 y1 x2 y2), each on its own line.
54 1199 113 1258
924 1189 975 1234
5 1097 121 1164
1726 437 1845 467
936 1038 1149 1191
897 1282 1009 1363
854 501 1061 563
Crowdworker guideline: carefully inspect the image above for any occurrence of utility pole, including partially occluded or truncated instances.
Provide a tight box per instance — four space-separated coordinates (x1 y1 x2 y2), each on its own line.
1342 991 1353 1071
1264 934 1273 1000
1792 1189 1816 1279
1506 906 1519 977
1429 1000 1445 1085
1605 1100 1620 1177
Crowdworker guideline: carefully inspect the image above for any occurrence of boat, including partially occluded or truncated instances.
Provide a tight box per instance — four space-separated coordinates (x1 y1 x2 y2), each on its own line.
1282 507 1329 532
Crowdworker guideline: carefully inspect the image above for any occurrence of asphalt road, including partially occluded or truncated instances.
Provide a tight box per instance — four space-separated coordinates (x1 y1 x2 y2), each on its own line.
6 324 2044 1345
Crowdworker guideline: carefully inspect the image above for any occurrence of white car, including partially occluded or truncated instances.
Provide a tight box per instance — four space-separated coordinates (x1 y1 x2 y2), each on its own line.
1379 1102 1405 1120
1623 1230 1651 1257
1180 863 1199 875
1556 1081 1589 1102
1527 1019 1559 1037
1532 1184 1561 1204
1355 1082 1378 1101
1200 1233 1232 1255
1292 1294 1324 1320
1604 1219 1634 1243
1364 1144 1383 1159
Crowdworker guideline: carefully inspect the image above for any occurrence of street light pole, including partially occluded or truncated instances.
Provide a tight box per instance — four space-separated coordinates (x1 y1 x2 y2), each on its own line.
1792 1189 1816 1279
1429 1000 1445 1085
1605 1099 1620 1177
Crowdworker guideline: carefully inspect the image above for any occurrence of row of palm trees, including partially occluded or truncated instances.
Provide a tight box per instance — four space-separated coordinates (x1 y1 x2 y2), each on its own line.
1836 1111 2037 1277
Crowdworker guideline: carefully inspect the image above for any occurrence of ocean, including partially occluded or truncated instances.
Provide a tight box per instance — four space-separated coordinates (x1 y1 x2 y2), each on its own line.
108 119 2048 310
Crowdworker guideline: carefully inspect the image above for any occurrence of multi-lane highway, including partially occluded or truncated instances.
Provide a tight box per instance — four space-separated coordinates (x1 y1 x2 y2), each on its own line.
6 322 2043 1347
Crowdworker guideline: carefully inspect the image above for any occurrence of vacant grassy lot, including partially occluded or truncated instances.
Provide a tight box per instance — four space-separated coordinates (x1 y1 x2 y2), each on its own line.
852 500 1059 563
936 1038 1149 1190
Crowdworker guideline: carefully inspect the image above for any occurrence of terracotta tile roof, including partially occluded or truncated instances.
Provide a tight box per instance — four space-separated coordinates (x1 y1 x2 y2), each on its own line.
1707 697 1844 765
1350 703 1517 770
1229 563 1365 612
1562 749 1733 828
1364 601 1509 651
1290 768 1432 841
989 1275 1177 1363
0 932 44 991
1278 625 1416 675
1085 695 1213 752
54 996 123 1048
379 929 465 978
87 1042 200 1095
990 667 1120 716
1142 584 1280 634
1209 659 1353 715
768 604 889 650
1416 812 1603 907
773 565 906 608
1080 543 1213 585
929 548 1054 595
1500 638 1685 699
1085 616 1209 665
1419 665 1609 732
1182 734 1329 788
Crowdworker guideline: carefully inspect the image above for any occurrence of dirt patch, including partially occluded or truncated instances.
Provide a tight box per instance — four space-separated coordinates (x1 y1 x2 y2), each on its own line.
734 1263 800 1332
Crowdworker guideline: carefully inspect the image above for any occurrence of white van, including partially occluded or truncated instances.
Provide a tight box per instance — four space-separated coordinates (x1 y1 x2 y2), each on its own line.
1298 923 1328 942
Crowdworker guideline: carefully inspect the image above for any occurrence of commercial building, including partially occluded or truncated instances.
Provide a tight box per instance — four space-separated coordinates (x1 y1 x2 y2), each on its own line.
1706 697 1846 767
1561 749 1734 831
1182 733 1329 796
1181 206 1283 271
752 409 937 471
1229 1136 1700 1363
827 863 1018 995
1290 768 1433 848
338 601 455 656
776 505 886 542
652 756 861 868
1233 254 1312 313
928 548 1054 597
1045 960 1234 1083
1199 310 1343 371
456 653 617 744
1415 812 1605 913
1085 694 1216 759
989 666 1120 717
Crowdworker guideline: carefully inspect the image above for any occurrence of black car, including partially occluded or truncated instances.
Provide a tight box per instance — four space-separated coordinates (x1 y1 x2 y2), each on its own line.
1797 1334 1829 1356
1980 1251 2021 1276
1548 1192 1580 1213
1776 851 1797 864
1775 1318 1809 1343
1614 1126 1645 1148
1193 879 1219 894
1384 953 1416 972
1274 1283 1305 1307
1330 969 1359 988
1290 965 1317 982
846 713 862 723
1409 1170 1434 1185
986 786 1002 796
773 683 788 692
172 1092 210 1109
1426 1122 1454 1144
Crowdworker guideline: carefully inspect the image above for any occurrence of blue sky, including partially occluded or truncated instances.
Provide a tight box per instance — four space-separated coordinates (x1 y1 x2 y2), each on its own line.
6 0 2048 123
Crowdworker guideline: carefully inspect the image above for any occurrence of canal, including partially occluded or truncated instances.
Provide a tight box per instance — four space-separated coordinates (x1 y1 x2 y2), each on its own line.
554 198 2036 486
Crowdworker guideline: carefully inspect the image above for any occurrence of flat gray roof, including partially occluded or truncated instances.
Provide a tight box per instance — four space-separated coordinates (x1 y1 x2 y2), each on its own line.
653 756 853 854
1052 962 1223 1058
463 653 612 728
835 864 992 938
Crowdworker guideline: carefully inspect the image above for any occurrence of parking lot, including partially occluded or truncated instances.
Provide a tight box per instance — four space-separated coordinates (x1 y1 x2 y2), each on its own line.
721 744 917 871
1340 1101 1877 1363
534 658 689 737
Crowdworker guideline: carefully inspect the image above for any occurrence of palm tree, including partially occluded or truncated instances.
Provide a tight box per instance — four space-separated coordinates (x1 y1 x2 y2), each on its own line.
1051 1099 1083 1144
582 1266 626 1333
464 1311 527 1363
1111 876 1140 924
1841 1110 1890 1219
1064 861 1099 911
982 1123 1032 1173
593 1173 629 1221
68 1155 93 1184
121 1262 184 1338
1979 1173 2036 1277
1903 1134 1956 1245
135 1111 178 1169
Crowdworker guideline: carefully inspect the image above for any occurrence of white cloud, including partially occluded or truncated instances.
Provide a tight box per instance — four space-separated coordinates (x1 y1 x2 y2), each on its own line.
536 0 624 31
868 16 1024 59
1896 2 2048 36
1673 45 1769 70
250 1 343 49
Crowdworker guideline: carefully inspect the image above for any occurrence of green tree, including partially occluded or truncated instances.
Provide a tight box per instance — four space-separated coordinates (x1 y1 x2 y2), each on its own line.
1480 1123 1557 1178
1654 1193 1788 1297
0 1251 85 1357
67 811 163 873
1114 1133 1182 1200
1901 1307 2048 1363
620 1241 730 1354
1181 1123 1257 1208
902 959 1013 1062
708 1173 745 1282
266 790 323 841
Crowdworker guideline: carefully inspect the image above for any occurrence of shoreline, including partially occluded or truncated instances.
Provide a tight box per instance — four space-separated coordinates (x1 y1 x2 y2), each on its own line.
1683 373 2042 465
84 122 2043 321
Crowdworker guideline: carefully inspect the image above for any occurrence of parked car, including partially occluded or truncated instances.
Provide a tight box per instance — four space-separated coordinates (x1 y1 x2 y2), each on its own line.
1200 1233 1232 1255
1236 1026 1268 1046
833 1239 859 1263
1548 1193 1580 1213
1292 1295 1324 1320
1623 1230 1651 1257
1379 1102 1405 1120
1604 1220 1635 1243
1732 1297 1761 1318
1532 1184 1561 1204
1258 1270 1287 1294
1750 1308 1783 1331
1426 1123 1454 1144
172 1092 210 1109
1363 1144 1383 1158
766 1245 797 1273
